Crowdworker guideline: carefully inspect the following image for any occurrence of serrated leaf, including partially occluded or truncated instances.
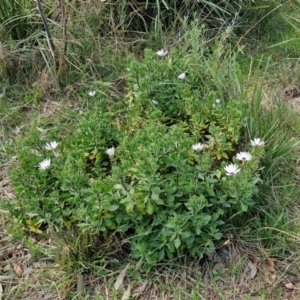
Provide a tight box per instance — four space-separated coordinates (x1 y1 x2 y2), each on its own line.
114 263 130 290
151 188 164 205
216 169 222 179
222 152 228 159
125 202 134 213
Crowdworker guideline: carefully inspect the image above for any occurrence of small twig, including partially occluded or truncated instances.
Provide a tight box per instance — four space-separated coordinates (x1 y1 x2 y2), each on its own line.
36 0 56 62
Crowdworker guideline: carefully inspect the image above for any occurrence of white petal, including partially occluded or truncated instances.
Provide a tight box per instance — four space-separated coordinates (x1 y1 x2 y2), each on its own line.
39 158 51 170
13 126 21 134
236 152 252 161
224 163 240 176
251 138 265 147
177 73 186 80
45 141 59 151
156 49 168 57
106 147 115 157
192 143 204 151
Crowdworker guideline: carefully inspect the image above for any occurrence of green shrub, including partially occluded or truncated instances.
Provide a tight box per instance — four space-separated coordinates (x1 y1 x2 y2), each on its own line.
4 42 268 268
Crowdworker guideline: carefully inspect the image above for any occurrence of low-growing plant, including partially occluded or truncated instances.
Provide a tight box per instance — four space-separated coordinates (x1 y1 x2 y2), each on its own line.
4 37 272 269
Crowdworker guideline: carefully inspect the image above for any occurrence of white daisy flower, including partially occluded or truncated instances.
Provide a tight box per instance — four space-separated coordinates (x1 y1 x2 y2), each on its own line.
224 164 240 176
106 147 115 157
156 49 168 57
250 138 265 147
39 158 51 170
215 99 221 104
236 152 252 162
88 90 96 97
44 141 59 151
192 143 204 151
177 73 186 80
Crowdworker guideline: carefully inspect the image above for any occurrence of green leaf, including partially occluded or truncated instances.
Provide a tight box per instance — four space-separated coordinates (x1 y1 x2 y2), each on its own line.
158 249 165 261
198 173 205 180
146 201 154 215
241 202 248 212
216 169 222 179
174 237 181 249
114 184 123 190
151 187 163 204
181 231 193 239
207 189 215 197
104 218 114 228
108 205 119 211
186 235 195 247
125 202 134 213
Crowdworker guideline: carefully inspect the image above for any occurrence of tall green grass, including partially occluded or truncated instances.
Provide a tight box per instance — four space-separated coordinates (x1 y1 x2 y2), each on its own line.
0 0 283 87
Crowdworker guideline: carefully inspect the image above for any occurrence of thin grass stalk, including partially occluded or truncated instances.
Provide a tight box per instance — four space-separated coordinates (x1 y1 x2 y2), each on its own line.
57 0 68 83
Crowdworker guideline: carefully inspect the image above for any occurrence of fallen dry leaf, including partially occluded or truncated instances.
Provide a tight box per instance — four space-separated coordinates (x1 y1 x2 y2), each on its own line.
121 285 131 300
213 262 226 272
285 282 294 290
114 263 130 290
62 246 70 253
13 264 23 277
259 248 266 255
133 283 147 297
261 274 269 283
271 274 277 281
267 258 276 273
205 252 215 261
61 246 70 262
223 239 232 246
247 261 257 278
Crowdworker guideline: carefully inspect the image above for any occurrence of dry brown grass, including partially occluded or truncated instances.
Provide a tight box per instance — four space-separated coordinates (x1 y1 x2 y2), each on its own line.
2 227 300 300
